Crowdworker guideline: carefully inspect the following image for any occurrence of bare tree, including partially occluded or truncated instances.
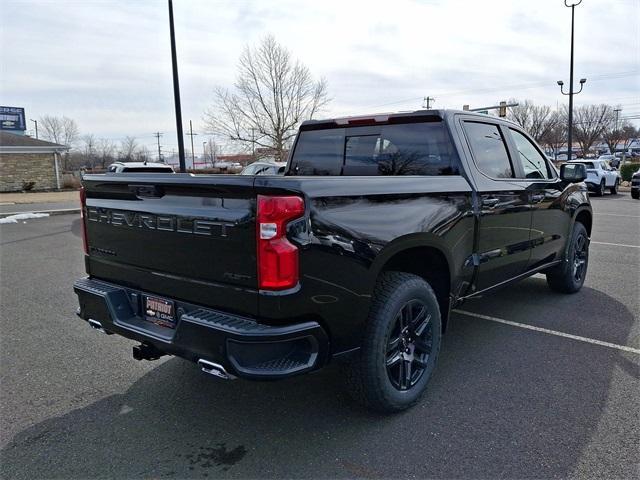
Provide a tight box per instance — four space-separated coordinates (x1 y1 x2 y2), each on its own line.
572 104 614 156
119 136 138 161
539 111 567 160
81 134 97 167
507 99 560 144
134 146 151 162
204 35 330 161
96 138 116 168
39 115 79 147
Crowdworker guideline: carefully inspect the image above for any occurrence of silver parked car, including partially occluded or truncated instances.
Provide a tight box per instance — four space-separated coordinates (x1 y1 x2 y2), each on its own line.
240 161 287 175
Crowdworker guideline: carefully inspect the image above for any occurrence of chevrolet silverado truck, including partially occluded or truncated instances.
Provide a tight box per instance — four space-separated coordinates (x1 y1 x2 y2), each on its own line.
74 110 591 412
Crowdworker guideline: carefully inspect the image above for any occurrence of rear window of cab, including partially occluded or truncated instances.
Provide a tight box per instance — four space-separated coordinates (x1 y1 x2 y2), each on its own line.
290 121 460 176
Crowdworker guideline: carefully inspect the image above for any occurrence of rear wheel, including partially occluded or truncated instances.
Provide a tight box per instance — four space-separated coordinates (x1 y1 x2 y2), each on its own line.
610 179 618 195
546 222 589 293
345 272 441 413
632 190 640 200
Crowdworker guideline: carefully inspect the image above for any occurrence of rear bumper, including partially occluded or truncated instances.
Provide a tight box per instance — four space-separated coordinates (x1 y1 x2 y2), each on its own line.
74 277 329 379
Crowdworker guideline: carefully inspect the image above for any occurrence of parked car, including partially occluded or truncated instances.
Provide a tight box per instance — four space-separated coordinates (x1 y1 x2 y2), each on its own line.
597 154 621 168
240 161 287 175
74 109 592 412
568 159 620 195
632 168 640 199
107 162 174 173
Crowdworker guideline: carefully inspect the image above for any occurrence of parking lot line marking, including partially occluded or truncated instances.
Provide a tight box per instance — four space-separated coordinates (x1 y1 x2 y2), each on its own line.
591 241 640 249
453 310 640 355
595 213 640 218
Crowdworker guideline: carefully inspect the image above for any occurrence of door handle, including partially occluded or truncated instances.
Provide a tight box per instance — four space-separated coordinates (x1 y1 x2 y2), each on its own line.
482 198 500 207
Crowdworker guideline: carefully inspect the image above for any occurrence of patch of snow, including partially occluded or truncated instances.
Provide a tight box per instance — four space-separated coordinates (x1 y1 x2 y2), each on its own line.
0 212 50 224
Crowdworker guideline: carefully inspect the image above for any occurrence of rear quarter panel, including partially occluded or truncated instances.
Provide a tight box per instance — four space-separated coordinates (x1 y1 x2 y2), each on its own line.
255 175 475 353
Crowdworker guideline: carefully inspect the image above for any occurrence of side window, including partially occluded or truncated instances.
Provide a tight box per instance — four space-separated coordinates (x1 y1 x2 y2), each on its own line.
293 129 344 175
509 129 552 179
464 122 513 179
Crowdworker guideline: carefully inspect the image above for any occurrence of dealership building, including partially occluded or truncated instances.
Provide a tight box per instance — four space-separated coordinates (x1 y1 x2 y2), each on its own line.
0 106 68 192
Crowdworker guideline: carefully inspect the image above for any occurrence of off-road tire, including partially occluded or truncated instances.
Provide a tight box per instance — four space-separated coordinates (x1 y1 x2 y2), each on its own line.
345 272 442 413
546 222 589 293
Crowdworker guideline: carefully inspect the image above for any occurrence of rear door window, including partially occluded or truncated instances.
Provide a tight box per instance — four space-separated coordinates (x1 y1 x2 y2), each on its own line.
291 121 460 176
463 122 514 179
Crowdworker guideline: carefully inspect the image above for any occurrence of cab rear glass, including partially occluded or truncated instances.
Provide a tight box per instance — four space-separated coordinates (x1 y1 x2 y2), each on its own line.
290 120 460 176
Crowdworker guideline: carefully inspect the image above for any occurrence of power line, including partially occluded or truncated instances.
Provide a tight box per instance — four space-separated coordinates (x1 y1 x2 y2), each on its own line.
360 70 639 111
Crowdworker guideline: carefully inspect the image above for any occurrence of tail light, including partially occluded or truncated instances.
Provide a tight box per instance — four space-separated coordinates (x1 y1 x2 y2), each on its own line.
79 186 88 254
256 195 305 290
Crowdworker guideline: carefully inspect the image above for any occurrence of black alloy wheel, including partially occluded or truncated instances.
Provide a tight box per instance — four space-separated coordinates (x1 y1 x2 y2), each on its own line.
386 299 433 391
572 231 588 283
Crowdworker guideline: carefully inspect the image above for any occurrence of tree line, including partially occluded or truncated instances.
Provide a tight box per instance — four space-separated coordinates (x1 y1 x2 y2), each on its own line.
507 100 638 159
37 115 154 171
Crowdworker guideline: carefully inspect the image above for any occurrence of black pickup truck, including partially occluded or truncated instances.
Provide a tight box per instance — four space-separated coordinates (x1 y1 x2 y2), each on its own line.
74 110 591 412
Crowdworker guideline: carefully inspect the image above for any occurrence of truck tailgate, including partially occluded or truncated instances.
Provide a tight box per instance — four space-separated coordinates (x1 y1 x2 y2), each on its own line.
82 173 258 316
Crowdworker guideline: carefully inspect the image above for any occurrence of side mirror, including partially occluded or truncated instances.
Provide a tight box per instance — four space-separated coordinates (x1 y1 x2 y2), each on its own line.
560 163 587 183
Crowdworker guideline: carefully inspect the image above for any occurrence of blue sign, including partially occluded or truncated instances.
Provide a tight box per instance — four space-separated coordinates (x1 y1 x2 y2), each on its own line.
0 106 26 131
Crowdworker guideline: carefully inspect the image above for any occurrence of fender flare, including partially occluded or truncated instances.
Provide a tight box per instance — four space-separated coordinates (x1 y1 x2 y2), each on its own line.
367 233 454 294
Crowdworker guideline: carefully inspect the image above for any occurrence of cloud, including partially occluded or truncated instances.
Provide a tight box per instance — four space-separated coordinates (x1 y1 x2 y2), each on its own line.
1 0 638 150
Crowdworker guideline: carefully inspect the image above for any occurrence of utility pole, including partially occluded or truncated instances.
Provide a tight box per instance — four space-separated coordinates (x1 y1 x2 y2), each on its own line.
186 120 197 168
30 119 38 139
202 141 207 166
168 0 186 172
423 96 435 109
557 0 585 160
153 132 163 162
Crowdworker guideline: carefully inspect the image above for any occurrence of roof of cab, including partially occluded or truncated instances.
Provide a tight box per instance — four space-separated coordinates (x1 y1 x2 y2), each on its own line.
300 109 518 129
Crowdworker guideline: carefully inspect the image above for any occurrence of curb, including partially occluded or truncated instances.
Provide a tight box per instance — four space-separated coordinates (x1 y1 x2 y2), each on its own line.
0 208 80 219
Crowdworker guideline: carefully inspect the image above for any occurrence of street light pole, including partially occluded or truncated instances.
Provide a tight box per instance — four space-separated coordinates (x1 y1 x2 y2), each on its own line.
557 0 584 159
202 141 207 166
168 0 186 172
30 119 38 139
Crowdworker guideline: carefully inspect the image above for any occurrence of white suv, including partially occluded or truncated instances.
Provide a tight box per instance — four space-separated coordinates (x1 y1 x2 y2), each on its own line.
568 160 620 196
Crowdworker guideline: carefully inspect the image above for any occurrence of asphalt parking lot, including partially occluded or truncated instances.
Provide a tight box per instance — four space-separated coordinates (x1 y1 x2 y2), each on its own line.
1 193 638 479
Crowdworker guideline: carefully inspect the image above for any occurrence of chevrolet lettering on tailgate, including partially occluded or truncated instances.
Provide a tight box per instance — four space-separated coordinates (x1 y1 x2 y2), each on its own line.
86 207 232 237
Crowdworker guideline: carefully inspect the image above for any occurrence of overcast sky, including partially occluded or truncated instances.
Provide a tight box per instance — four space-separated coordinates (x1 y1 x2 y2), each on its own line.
1 0 639 154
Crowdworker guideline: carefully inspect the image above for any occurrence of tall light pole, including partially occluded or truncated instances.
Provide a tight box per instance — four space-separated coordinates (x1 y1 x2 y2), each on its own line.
202 141 207 165
168 0 186 172
557 0 585 159
30 119 38 139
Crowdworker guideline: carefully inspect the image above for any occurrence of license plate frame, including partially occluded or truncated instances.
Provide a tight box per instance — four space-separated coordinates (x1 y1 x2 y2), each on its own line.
143 295 176 328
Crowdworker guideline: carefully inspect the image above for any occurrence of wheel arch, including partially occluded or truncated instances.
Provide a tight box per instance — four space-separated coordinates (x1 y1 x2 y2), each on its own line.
573 207 592 237
370 236 453 331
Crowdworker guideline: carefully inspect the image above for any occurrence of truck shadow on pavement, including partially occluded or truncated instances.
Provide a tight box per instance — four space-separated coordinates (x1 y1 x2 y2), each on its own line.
2 279 637 479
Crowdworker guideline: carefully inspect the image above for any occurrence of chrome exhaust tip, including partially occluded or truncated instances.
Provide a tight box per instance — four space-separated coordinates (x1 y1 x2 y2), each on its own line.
197 359 236 380
87 319 109 334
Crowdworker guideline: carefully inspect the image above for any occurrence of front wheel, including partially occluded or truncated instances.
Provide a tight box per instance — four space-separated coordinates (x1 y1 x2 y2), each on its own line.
345 272 442 413
596 180 606 196
610 179 618 195
546 222 589 293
